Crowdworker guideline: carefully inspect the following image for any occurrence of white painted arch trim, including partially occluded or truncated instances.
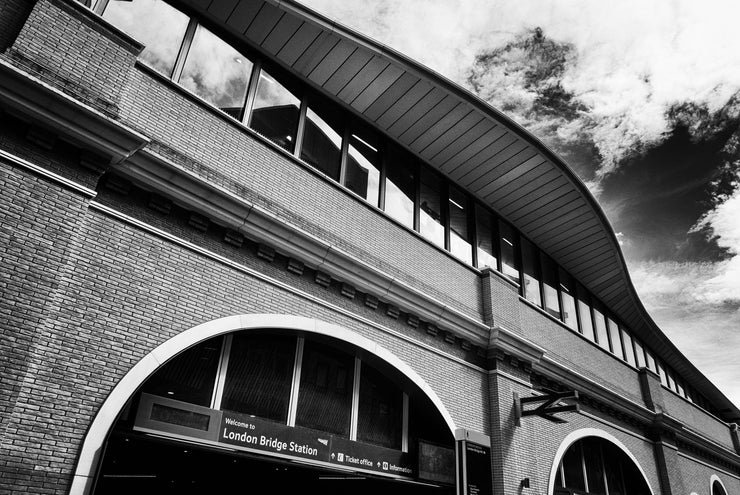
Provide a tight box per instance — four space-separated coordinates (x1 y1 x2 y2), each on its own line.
69 314 457 495
711 474 729 495
547 428 656 495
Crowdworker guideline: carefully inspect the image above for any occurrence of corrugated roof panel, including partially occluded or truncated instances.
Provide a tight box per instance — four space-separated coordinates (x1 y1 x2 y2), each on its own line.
225 0 263 33
375 79 434 128
338 56 389 102
547 222 602 253
418 111 484 159
387 87 447 136
399 95 460 147
208 0 239 21
291 31 340 75
245 3 284 45
187 0 213 10
556 238 610 265
442 132 516 175
323 48 374 94
520 191 584 230
479 159 554 201
350 64 404 113
275 21 322 67
452 140 529 183
363 72 419 121
408 103 472 152
429 119 498 164
261 15 303 55
307 39 356 86
505 182 572 223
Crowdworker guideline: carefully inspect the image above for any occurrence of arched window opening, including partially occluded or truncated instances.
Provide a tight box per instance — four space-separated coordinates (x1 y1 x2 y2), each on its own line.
554 437 650 495
713 479 728 495
93 329 455 494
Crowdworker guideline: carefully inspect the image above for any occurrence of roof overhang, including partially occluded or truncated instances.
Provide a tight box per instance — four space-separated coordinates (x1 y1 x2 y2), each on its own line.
173 0 739 420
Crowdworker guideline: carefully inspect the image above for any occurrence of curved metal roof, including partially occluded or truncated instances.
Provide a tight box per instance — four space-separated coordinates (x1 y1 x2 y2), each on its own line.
178 0 739 420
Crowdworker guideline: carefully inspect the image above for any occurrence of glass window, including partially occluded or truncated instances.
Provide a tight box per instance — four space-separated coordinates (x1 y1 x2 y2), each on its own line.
621 328 636 366
499 220 520 282
675 378 685 397
346 127 382 207
593 307 609 352
296 340 354 436
561 441 585 491
384 149 416 229
357 363 402 449
540 254 560 318
419 168 444 248
140 336 222 407
645 348 656 372
607 318 623 360
249 68 301 152
666 368 676 391
300 101 343 180
657 361 668 386
559 268 578 331
633 339 646 368
475 205 497 269
520 238 542 307
576 285 595 342
583 438 606 494
221 334 296 422
102 0 190 77
178 24 252 118
449 186 472 263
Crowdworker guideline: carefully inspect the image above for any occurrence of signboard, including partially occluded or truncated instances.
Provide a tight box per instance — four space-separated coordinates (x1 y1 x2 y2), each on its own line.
463 442 492 495
135 394 416 480
418 440 455 484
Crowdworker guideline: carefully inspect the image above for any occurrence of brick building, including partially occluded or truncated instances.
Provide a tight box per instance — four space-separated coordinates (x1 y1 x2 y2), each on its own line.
1 0 739 494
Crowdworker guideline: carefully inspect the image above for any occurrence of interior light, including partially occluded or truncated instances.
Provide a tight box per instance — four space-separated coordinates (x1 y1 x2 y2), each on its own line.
559 283 569 292
261 73 276 85
286 135 292 141
351 134 378 152
234 57 243 64
502 237 513 247
449 198 464 210
167 391 174 395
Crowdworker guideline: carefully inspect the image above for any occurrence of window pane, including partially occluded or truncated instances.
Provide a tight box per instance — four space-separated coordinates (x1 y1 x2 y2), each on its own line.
102 0 189 77
603 443 626 495
296 340 354 436
577 285 595 341
250 68 300 152
559 268 578 330
621 328 636 366
419 168 444 248
607 318 623 360
657 361 668 386
676 378 685 397
221 334 296 422
593 307 609 352
634 339 646 368
541 254 560 318
178 24 252 118
357 363 402 449
140 336 222 407
346 128 381 206
562 442 585 491
499 220 519 282
384 150 416 228
521 238 542 307
449 186 472 263
645 349 656 372
583 438 606 494
300 102 343 180
475 205 497 269
666 368 676 391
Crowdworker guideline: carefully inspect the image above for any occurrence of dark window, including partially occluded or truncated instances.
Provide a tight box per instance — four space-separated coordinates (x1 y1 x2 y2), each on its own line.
449 186 472 263
300 101 343 180
419 168 445 248
520 237 542 307
499 220 519 282
559 268 578 331
346 127 382 207
295 340 354 436
357 363 402 449
102 0 190 77
220 334 296 422
249 68 301 152
178 24 252 118
713 481 728 495
384 149 416 228
582 438 606 494
475 204 497 269
541 254 561 318
562 441 585 491
140 336 222 407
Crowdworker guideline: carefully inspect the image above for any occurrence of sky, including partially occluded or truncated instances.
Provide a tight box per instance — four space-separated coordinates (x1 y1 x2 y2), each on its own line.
299 0 740 409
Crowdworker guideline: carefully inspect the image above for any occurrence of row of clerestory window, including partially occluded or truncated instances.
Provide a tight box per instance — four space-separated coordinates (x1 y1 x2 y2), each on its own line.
91 0 718 417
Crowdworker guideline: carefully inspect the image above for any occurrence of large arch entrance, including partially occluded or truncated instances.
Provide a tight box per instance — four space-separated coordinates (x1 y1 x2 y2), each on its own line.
550 430 653 495
76 316 457 494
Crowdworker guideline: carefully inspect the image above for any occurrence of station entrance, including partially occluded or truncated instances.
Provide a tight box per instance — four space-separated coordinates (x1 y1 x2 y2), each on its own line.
90 328 457 494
